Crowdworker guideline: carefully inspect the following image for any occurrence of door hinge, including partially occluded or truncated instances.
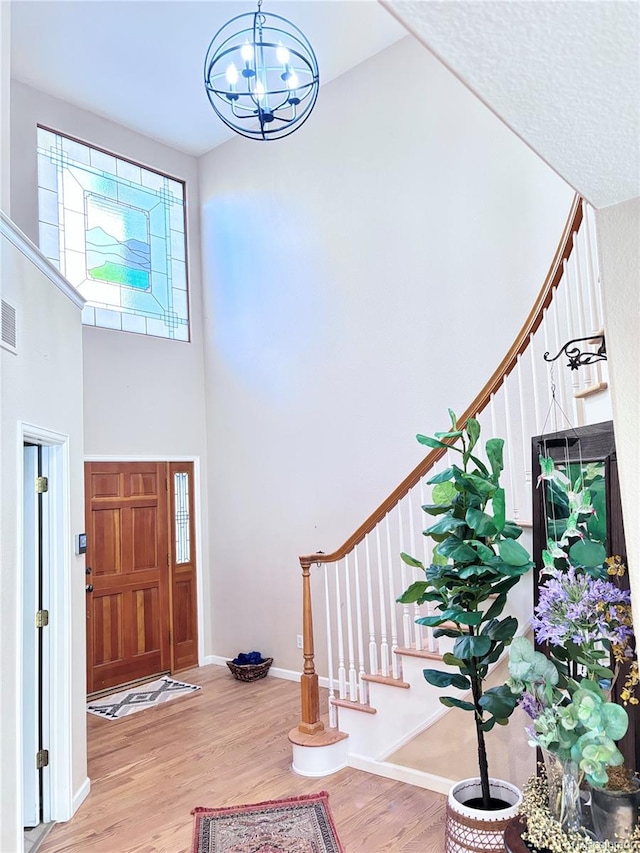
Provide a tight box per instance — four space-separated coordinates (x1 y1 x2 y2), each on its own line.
35 476 49 494
169 630 173 645
36 609 49 628
36 749 49 769
167 553 170 567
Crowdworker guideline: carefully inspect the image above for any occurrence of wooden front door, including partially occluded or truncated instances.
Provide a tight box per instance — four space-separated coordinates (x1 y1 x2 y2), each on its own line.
85 462 171 694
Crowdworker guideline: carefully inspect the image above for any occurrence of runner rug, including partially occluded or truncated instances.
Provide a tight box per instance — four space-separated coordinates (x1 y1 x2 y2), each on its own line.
87 676 200 720
191 791 345 853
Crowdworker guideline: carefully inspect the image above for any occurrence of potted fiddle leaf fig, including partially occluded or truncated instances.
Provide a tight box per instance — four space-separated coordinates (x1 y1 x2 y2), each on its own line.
398 411 534 851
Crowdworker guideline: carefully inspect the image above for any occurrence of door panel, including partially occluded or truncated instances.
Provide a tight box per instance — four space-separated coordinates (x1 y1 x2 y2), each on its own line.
23 445 40 827
85 462 170 693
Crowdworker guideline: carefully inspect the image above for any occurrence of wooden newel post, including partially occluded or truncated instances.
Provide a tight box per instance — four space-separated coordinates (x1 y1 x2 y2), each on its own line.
298 558 324 734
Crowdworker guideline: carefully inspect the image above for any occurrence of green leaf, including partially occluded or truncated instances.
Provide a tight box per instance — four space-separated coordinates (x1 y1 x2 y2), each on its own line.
432 481 457 504
425 516 467 536
454 635 493 660
465 507 498 537
437 537 478 563
498 538 532 567
442 652 465 668
479 685 518 719
501 520 523 540
440 697 476 712
466 418 481 453
486 438 504 481
427 467 455 485
421 503 451 516
400 552 424 569
492 488 506 533
448 409 458 430
442 609 484 626
417 434 460 451
569 539 606 570
423 670 471 690
483 594 507 621
434 430 464 440
415 614 448 627
396 581 428 604
483 616 517 642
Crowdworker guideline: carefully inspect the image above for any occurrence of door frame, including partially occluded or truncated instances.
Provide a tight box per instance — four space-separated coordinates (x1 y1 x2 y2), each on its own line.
17 423 75 831
84 455 205 668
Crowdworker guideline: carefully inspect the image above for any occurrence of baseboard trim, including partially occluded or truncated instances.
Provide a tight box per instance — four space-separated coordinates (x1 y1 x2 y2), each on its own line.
72 777 91 816
348 754 454 795
201 656 329 688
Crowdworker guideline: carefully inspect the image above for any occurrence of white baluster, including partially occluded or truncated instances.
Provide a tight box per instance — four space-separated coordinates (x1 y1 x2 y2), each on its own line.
353 545 367 705
376 525 389 677
517 354 532 512
397 502 412 649
385 514 400 679
562 259 583 425
552 292 570 425
324 565 337 728
420 478 437 653
503 378 519 522
334 562 347 700
530 332 542 435
407 491 423 651
572 231 594 392
364 534 378 678
343 553 358 702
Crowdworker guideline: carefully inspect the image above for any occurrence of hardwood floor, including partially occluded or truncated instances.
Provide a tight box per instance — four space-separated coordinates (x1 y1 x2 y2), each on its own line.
39 666 446 853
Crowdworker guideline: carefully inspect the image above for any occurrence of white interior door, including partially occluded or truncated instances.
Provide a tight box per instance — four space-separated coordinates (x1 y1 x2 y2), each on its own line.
23 444 40 828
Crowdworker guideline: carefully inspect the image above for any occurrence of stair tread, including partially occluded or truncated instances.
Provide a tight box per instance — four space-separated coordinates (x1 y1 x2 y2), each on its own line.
331 697 377 714
288 724 349 746
394 646 444 661
362 673 410 688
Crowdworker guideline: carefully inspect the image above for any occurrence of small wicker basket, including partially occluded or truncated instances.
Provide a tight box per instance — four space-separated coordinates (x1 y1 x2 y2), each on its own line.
226 657 273 682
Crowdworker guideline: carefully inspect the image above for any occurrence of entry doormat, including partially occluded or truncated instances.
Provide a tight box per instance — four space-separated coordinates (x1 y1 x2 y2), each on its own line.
87 676 200 720
191 791 345 853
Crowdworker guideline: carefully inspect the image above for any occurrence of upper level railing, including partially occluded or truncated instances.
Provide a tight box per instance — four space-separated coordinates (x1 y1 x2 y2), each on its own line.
296 194 606 734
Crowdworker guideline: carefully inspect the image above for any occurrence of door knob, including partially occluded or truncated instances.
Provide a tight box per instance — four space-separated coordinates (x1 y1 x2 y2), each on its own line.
85 566 92 575
85 583 94 593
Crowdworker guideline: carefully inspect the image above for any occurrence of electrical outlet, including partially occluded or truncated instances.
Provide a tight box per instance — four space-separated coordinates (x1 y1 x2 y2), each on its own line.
296 634 303 649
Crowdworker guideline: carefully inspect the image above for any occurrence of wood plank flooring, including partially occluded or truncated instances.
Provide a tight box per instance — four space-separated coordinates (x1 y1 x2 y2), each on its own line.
39 665 446 853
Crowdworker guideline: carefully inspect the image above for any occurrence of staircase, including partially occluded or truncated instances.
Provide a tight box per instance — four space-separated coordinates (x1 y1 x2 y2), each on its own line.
289 195 610 790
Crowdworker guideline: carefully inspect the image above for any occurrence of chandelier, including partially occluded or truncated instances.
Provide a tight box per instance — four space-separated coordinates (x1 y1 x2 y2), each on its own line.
203 1 320 141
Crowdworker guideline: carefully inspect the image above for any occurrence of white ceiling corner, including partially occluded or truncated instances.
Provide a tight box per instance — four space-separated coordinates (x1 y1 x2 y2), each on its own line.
383 0 640 209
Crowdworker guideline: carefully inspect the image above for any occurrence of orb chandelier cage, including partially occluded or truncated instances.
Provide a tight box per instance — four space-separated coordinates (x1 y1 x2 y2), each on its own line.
204 0 320 141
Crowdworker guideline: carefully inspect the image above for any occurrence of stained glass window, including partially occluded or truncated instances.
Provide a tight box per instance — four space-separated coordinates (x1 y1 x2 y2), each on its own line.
36 127 189 341
173 472 191 564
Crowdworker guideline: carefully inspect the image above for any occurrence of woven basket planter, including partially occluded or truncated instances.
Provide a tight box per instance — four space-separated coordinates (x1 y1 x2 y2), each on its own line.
445 778 522 853
226 657 273 682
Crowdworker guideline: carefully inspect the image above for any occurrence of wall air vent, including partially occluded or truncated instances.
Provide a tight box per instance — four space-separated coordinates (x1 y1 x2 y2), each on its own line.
1 299 17 354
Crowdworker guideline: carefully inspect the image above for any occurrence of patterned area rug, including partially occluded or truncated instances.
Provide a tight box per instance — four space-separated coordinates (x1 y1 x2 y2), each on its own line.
87 676 200 719
191 791 345 853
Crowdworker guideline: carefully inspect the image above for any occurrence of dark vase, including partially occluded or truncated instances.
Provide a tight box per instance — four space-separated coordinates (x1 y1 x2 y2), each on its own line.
590 780 640 843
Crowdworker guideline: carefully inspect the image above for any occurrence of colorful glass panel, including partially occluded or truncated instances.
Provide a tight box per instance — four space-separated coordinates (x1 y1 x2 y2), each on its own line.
36 128 189 341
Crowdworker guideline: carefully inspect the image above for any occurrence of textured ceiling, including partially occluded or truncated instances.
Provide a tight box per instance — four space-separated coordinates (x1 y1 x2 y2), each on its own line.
383 0 640 209
10 0 407 156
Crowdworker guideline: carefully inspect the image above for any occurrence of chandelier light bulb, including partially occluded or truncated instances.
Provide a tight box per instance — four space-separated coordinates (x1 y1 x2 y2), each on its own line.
287 71 299 90
240 40 254 62
276 42 290 65
226 63 239 85
254 80 265 101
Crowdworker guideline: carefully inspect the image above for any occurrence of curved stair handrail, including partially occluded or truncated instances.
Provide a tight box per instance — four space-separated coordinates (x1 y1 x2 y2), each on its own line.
295 193 589 737
298 194 582 570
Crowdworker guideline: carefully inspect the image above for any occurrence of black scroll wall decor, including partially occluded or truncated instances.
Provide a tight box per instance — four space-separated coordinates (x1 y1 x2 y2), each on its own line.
544 333 607 371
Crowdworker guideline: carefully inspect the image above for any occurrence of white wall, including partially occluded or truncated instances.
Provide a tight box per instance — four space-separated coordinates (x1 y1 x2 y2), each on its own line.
1 227 85 852
596 197 640 631
10 80 213 655
199 36 575 670
0 0 10 212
